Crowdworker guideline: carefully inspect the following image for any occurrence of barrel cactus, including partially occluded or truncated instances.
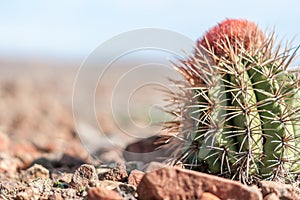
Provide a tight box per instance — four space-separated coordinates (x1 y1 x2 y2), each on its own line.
162 19 300 184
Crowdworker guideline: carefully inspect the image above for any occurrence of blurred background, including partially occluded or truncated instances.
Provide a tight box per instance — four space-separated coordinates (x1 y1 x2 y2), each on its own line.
0 0 299 159
1 0 299 58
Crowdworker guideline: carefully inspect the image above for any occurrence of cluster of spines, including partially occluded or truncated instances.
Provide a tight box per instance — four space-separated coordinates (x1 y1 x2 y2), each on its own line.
162 19 300 184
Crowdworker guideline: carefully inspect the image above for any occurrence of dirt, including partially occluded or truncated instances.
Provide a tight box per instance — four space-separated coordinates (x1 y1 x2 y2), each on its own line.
0 59 299 199
0 59 160 199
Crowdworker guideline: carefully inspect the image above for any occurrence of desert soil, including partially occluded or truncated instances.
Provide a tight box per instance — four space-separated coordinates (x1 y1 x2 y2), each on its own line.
0 58 299 200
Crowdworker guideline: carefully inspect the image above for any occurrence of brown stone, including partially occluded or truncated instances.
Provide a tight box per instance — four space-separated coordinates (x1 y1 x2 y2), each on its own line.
27 178 52 199
128 169 145 187
20 164 49 182
200 192 221 200
137 167 262 200
98 165 127 182
70 164 98 190
259 181 300 200
87 187 122 200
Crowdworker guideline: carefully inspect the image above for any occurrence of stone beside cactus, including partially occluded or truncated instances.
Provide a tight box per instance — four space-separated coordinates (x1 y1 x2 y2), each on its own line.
162 19 300 184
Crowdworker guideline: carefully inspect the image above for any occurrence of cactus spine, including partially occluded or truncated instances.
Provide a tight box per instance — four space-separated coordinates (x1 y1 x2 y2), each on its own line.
163 19 300 183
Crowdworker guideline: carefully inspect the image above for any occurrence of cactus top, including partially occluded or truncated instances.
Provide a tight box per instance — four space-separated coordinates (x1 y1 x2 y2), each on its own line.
197 19 265 56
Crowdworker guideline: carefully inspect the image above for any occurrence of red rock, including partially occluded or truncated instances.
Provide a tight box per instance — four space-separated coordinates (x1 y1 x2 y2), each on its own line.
0 132 9 151
259 181 300 200
200 192 221 200
87 187 122 200
263 193 279 200
137 167 262 200
128 170 145 187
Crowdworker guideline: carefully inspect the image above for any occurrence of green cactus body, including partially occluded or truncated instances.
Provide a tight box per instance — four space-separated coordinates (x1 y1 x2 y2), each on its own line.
228 62 263 175
164 19 300 183
276 70 300 173
199 73 235 174
247 63 295 178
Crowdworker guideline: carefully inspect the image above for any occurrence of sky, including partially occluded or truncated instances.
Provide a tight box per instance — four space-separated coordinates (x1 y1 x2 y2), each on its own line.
0 0 299 61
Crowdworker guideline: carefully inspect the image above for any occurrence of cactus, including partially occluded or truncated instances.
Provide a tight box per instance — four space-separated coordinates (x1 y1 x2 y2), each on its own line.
163 19 300 184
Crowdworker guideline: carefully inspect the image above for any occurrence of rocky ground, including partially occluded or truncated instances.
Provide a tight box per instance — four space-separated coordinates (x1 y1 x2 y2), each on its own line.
0 61 299 199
